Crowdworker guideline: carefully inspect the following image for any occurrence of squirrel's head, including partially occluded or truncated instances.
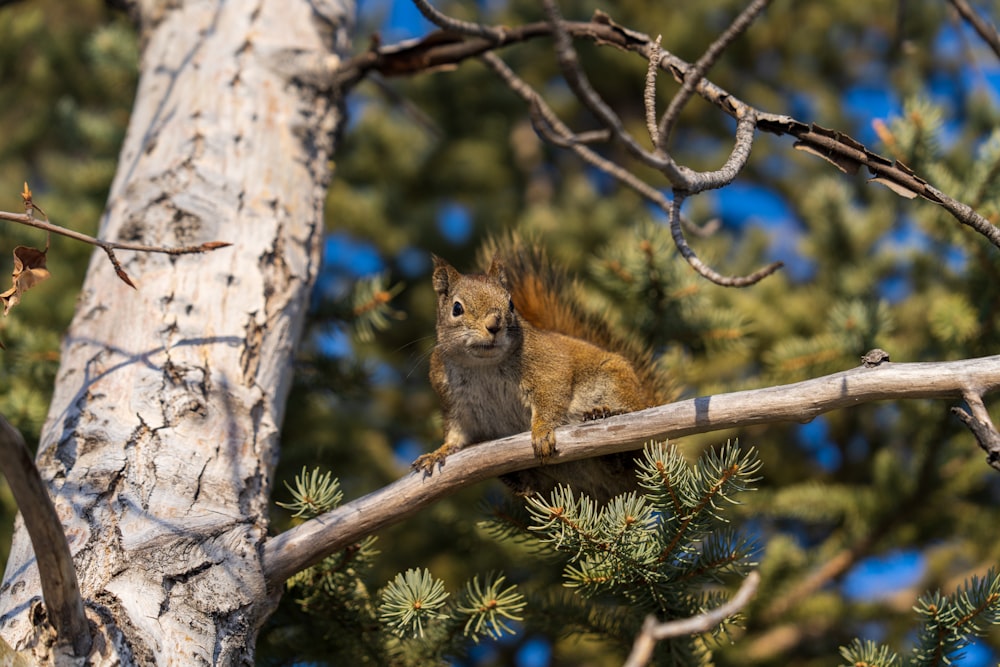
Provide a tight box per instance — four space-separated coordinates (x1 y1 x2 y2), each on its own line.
432 255 519 363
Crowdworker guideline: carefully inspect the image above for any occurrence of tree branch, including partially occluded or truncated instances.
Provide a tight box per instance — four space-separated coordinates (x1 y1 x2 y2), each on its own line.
0 210 230 257
334 12 1000 252
480 51 778 286
262 354 1000 589
947 0 1000 61
623 571 760 667
0 415 90 657
952 392 1000 472
656 0 771 151
1 186 230 291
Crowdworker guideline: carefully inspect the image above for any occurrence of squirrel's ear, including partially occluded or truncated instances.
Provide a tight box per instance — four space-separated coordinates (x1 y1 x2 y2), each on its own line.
487 255 510 290
432 255 457 296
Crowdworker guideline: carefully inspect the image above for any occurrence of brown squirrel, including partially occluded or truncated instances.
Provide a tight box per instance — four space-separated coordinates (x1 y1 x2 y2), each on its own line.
413 240 670 502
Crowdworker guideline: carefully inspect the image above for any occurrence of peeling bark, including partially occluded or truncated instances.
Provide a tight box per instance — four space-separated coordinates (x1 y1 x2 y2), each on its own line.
0 1 352 663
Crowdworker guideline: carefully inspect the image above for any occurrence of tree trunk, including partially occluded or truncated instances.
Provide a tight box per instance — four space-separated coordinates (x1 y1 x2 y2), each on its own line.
0 0 351 663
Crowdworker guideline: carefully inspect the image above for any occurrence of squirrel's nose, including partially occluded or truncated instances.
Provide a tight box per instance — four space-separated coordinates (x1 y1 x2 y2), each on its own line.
485 313 502 334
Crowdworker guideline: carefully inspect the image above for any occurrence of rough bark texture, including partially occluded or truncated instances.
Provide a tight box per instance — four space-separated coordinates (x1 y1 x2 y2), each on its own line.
0 0 351 663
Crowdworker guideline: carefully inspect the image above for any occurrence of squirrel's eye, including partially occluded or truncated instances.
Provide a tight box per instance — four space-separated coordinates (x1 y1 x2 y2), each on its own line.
452 301 464 317
508 298 514 312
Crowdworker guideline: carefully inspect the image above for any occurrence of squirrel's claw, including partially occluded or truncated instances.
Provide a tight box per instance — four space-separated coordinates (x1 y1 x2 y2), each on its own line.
582 406 626 421
412 444 457 475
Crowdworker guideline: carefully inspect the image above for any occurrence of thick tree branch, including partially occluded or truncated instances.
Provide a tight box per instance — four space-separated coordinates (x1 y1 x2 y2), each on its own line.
623 571 760 667
262 354 1000 589
0 416 90 657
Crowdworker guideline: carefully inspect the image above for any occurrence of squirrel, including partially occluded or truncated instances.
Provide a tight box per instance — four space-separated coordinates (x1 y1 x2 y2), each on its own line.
413 239 670 503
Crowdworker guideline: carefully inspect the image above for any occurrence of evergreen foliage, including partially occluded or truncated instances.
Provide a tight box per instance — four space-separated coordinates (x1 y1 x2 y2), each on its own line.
838 568 1000 667
266 468 527 665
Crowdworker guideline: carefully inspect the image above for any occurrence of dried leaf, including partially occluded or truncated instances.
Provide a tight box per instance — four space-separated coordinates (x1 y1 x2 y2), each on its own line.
793 142 861 173
869 176 919 199
0 245 51 315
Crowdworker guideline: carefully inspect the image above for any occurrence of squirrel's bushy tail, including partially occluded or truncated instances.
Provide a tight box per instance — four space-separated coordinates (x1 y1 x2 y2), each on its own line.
479 234 672 405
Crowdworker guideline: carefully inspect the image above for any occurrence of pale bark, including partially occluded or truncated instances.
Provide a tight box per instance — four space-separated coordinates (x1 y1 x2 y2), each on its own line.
0 0 351 663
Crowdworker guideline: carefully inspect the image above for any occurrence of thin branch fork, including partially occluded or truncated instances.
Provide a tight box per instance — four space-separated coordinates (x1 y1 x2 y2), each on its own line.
623 571 761 667
1 184 231 291
262 354 1000 589
655 0 772 151
0 211 230 257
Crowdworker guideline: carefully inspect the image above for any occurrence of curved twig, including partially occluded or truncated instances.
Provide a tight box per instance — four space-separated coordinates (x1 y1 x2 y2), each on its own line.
643 36 663 147
623 571 760 667
482 52 778 286
0 415 90 657
669 190 783 286
657 0 772 148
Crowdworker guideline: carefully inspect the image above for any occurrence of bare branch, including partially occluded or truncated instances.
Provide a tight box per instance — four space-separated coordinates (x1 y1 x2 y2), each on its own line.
947 0 1000 61
541 0 685 180
1 189 231 290
410 0 505 41
0 210 232 257
262 354 1000 588
669 190 782 286
483 52 777 286
644 35 663 147
623 571 760 667
657 0 771 149
337 14 1000 251
952 392 1000 472
0 415 90 657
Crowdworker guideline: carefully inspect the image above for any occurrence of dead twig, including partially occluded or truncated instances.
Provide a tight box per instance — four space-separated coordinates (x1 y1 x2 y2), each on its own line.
952 392 1000 472
946 0 1000 61
623 571 760 667
481 52 779 286
1 183 231 290
334 12 1000 252
0 415 91 657
656 0 772 149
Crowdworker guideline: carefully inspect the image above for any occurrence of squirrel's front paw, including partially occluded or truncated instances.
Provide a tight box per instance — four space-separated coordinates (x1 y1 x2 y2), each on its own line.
412 444 457 474
531 428 556 462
